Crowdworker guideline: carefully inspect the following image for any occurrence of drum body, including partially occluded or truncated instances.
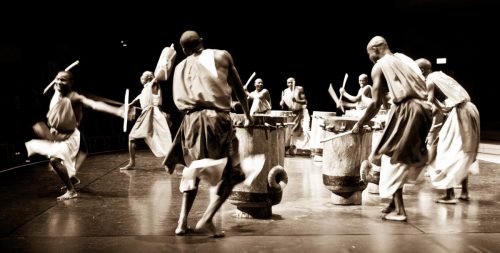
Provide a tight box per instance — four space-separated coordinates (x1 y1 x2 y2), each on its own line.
322 117 371 205
229 114 288 218
269 110 294 151
310 111 336 160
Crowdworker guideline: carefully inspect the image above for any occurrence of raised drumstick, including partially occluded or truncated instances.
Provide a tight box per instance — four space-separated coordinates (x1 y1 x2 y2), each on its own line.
43 60 80 94
338 73 348 112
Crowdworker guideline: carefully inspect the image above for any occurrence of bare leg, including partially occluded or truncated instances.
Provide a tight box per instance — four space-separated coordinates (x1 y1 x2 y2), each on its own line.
436 188 457 204
383 188 407 221
50 157 78 201
394 188 406 216
381 198 395 213
175 186 198 235
459 177 469 201
195 165 245 237
120 140 136 170
60 151 85 191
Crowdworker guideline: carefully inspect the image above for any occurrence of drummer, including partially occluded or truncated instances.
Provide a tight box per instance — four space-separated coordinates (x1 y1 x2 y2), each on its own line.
25 70 125 201
352 36 432 222
163 30 253 237
279 77 310 154
244 78 272 115
338 73 372 110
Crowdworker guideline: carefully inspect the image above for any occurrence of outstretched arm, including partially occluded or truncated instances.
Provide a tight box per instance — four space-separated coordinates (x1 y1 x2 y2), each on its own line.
223 51 251 120
74 93 124 118
352 65 384 133
340 89 358 102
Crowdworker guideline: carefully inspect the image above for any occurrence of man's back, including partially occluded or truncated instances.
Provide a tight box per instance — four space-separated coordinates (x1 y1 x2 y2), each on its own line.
172 49 233 111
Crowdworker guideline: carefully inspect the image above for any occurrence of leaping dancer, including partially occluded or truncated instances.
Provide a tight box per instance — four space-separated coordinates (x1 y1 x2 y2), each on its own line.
25 64 127 201
119 43 177 170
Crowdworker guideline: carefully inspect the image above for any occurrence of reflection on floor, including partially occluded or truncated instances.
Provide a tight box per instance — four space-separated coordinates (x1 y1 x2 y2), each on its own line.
1 149 499 252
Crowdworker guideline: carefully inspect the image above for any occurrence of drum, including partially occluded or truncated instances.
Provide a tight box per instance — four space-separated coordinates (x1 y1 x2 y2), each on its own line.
229 114 289 218
309 111 336 161
269 110 295 152
344 109 366 118
322 117 372 205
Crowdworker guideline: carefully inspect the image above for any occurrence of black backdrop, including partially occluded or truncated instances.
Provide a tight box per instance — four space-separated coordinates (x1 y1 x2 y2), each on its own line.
0 0 498 169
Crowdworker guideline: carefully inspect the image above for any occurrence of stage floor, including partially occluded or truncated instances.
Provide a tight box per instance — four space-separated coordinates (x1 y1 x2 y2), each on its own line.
1 150 500 252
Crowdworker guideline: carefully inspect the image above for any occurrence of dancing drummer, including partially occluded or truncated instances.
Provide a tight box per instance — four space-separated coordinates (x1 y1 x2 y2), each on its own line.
244 78 272 115
25 70 125 201
163 30 253 237
279 77 310 155
416 58 480 203
120 70 175 170
353 36 432 221
338 73 372 110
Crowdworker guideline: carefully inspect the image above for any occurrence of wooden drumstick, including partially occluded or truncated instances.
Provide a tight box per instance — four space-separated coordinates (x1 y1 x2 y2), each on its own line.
320 130 353 143
123 89 129 132
43 60 80 94
244 72 256 89
328 83 341 108
338 73 348 113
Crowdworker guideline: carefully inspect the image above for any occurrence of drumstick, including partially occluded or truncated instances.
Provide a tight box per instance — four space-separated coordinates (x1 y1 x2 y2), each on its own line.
123 89 129 132
320 130 353 143
328 83 341 108
43 60 80 94
80 92 139 109
244 72 256 89
320 125 371 142
338 73 348 113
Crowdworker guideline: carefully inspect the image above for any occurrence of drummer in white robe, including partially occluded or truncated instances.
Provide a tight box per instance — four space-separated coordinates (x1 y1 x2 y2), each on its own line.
25 71 124 201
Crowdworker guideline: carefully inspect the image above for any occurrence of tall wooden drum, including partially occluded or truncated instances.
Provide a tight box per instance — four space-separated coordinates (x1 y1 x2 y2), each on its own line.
310 111 336 161
269 110 294 152
321 117 371 205
229 114 289 218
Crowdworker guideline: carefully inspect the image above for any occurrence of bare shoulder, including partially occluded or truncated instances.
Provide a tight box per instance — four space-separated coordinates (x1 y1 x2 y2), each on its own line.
69 91 85 102
213 49 231 59
213 49 233 68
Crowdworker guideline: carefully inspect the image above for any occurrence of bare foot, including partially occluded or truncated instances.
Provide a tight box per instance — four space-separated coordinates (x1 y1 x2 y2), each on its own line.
195 220 225 238
120 163 135 170
175 225 193 236
381 203 395 214
435 196 458 204
57 190 78 201
60 176 81 191
458 194 469 201
383 212 407 222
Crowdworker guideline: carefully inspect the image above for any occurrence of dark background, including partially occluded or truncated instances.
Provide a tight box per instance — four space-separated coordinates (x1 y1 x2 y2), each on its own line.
0 0 498 169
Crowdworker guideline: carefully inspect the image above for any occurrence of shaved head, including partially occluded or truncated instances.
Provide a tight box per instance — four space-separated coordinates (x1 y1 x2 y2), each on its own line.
415 58 432 77
367 36 388 50
180 30 203 55
367 36 390 63
415 58 432 69
140 71 154 85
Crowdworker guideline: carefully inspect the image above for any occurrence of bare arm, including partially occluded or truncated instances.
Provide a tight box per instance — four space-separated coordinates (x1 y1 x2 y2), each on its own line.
243 85 251 98
74 93 124 118
129 94 141 107
223 51 251 120
293 87 307 104
352 65 384 133
253 89 270 100
280 90 286 109
261 89 271 102
340 89 359 102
